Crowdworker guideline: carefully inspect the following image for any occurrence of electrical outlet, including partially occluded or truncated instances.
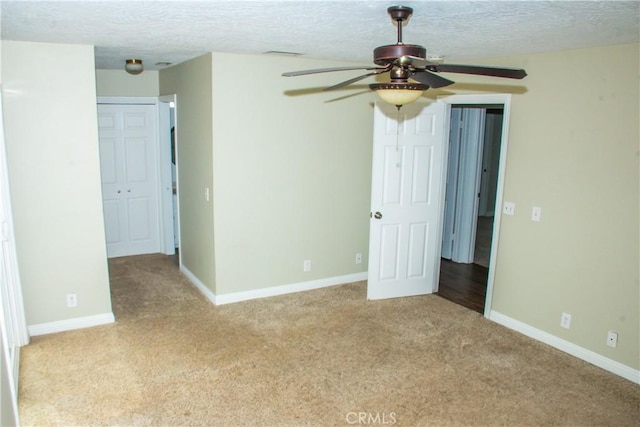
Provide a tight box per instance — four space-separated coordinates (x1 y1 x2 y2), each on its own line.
503 201 515 216
67 293 77 308
607 331 618 348
303 260 311 272
355 253 362 264
560 312 571 329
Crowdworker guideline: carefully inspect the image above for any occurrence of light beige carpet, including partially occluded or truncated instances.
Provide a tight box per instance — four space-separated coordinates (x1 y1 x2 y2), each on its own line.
19 254 639 426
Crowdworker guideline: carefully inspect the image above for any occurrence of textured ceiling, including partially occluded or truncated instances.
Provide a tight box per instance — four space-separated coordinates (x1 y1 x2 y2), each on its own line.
1 1 638 71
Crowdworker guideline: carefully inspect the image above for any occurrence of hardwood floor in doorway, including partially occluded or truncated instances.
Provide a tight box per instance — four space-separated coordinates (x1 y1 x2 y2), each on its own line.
437 259 488 314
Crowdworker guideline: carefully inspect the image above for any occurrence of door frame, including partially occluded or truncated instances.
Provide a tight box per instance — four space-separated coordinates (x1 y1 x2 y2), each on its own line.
438 94 512 317
158 95 178 256
97 96 175 256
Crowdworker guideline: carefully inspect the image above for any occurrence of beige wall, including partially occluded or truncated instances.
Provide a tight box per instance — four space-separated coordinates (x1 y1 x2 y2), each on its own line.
435 44 639 370
502 43 638 370
1 41 112 325
159 54 216 292
210 53 374 294
95 69 159 97
159 53 374 296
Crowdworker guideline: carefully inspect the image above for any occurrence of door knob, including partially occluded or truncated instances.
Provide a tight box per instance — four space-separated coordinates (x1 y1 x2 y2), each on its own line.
374 211 383 219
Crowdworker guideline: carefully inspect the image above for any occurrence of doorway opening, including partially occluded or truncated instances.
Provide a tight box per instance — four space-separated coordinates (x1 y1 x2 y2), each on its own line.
97 96 179 262
437 104 506 314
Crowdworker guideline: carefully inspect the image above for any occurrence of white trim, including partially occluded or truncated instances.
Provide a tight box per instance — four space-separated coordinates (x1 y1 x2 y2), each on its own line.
28 313 115 336
216 273 368 305
157 98 175 255
490 310 640 384
172 96 181 253
181 265 367 306
180 265 216 305
438 94 512 317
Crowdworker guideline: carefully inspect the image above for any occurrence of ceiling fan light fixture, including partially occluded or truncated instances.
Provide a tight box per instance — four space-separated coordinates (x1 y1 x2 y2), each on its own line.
125 59 144 75
369 82 428 106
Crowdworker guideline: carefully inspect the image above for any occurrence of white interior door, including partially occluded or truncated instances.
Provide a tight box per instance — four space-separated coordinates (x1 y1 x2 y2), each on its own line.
98 104 160 258
367 102 447 300
441 108 462 260
441 107 486 263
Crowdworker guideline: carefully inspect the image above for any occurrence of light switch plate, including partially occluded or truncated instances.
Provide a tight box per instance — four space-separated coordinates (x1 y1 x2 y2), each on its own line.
532 206 542 222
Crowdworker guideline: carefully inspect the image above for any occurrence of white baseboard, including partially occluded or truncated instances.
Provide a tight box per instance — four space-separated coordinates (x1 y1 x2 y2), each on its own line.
490 310 640 384
28 313 115 336
180 265 367 306
180 265 216 305
215 272 368 305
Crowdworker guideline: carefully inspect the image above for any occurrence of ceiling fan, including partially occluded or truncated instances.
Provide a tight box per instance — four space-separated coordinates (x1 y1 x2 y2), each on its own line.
282 5 527 106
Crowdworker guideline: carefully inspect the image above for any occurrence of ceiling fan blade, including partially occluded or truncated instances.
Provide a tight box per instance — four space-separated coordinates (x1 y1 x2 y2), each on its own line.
409 70 455 89
282 65 388 77
324 71 384 91
323 64 393 91
431 64 527 79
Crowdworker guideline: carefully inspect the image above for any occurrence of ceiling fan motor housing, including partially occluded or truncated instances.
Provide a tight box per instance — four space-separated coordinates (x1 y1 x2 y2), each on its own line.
373 44 427 66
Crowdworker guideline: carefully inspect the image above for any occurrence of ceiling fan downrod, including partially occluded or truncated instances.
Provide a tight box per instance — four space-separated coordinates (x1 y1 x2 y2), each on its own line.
388 5 413 45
